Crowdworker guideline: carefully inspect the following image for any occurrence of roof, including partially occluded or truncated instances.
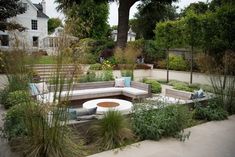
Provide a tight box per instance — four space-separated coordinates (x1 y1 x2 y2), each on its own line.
33 3 49 19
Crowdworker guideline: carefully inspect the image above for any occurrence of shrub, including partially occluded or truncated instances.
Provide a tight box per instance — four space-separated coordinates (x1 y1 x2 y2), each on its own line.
89 63 102 70
169 55 189 71
173 82 193 92
193 99 228 121
132 104 190 141
143 79 162 93
156 60 166 69
3 103 29 139
5 90 31 109
89 111 134 150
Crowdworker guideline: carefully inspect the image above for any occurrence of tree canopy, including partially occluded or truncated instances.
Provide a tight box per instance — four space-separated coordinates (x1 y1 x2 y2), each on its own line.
62 0 109 39
0 0 26 31
130 2 178 39
48 18 63 34
56 0 177 48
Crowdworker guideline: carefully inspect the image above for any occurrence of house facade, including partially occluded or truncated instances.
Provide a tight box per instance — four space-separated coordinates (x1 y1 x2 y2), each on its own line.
111 29 136 42
0 0 49 51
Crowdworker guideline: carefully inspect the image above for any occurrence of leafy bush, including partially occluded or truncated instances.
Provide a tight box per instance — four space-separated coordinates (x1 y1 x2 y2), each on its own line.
156 60 166 69
5 90 31 109
89 111 134 150
193 99 228 121
169 55 189 71
173 82 193 92
3 102 36 140
132 104 190 141
89 63 102 70
143 40 165 63
143 79 162 93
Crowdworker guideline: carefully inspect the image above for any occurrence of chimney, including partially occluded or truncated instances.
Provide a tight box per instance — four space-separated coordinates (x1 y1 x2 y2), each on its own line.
41 0 46 14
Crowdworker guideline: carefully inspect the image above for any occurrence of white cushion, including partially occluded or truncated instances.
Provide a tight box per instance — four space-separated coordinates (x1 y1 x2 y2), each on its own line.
115 78 125 87
123 87 148 95
35 82 49 94
37 87 147 103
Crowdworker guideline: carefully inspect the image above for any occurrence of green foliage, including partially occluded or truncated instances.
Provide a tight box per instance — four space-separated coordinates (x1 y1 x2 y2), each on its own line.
132 104 190 141
5 90 31 109
143 79 162 93
0 0 26 31
169 55 189 71
193 99 228 121
89 111 134 151
3 103 36 140
48 18 62 34
173 82 193 92
65 0 109 39
89 63 102 70
71 38 115 64
130 3 178 39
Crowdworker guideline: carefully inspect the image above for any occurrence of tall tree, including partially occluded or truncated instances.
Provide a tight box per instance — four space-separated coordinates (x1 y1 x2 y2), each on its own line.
56 0 176 48
130 3 178 39
0 0 25 31
48 18 63 34
62 0 109 39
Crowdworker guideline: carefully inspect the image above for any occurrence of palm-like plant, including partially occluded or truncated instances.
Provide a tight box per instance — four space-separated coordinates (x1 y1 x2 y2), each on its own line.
89 110 134 150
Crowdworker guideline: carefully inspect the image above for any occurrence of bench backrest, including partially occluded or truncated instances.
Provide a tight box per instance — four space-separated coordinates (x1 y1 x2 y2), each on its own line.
165 88 192 100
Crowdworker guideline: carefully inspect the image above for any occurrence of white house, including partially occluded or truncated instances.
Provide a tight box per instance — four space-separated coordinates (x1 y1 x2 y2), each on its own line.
111 28 136 42
0 0 49 51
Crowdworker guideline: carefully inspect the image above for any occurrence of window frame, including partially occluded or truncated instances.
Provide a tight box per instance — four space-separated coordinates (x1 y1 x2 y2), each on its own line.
31 20 38 30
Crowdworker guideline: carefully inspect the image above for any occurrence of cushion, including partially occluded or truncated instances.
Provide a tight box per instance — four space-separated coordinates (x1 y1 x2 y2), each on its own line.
77 115 96 121
122 77 131 87
68 109 77 120
35 82 49 94
123 87 148 95
115 78 125 87
198 89 204 98
29 83 38 96
76 107 97 116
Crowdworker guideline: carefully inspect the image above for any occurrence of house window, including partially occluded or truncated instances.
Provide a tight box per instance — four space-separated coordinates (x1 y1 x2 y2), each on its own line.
33 36 39 47
0 35 9 46
31 20 38 30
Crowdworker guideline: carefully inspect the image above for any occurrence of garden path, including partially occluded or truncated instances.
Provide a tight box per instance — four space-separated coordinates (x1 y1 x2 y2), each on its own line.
88 115 235 157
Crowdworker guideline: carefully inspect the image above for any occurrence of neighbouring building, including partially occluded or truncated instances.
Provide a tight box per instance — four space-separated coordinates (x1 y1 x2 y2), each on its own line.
0 0 49 51
42 27 78 55
111 29 136 42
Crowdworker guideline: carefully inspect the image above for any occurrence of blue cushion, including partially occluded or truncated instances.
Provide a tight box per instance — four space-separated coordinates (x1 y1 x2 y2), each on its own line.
29 83 39 95
122 77 131 87
68 109 77 120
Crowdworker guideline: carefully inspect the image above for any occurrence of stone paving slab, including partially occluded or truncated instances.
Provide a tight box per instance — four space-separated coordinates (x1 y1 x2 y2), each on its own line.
88 115 235 157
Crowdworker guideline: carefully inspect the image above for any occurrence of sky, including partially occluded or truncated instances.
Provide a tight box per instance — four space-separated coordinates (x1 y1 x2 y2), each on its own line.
32 0 208 26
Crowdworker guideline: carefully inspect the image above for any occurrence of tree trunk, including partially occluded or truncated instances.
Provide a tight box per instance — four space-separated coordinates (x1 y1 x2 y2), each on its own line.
166 49 169 83
116 0 135 48
190 46 194 84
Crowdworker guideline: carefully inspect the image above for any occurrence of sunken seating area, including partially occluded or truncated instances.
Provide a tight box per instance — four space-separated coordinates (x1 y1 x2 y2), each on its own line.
37 81 151 103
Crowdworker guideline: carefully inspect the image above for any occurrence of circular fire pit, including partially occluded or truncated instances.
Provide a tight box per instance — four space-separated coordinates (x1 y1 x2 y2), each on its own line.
83 99 133 115
97 102 120 108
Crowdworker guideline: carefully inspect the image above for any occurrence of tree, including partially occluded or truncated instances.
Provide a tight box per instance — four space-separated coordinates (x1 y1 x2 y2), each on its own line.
180 2 208 17
183 11 202 84
130 3 178 39
56 0 176 48
0 0 25 31
155 21 182 82
48 18 62 34
64 0 109 39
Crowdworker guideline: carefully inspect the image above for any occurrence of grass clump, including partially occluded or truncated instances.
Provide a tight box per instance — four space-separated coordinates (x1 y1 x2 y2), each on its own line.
143 79 162 93
89 111 134 151
5 90 31 109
